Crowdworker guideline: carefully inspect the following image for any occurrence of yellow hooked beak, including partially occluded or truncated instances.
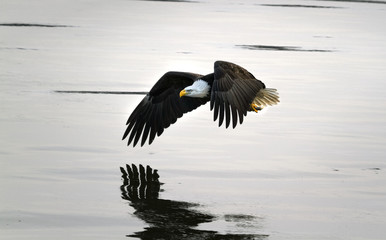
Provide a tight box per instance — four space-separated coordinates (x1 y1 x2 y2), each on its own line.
179 89 187 98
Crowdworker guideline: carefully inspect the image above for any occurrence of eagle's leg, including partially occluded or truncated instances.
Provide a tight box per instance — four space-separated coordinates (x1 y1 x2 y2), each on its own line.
250 103 262 113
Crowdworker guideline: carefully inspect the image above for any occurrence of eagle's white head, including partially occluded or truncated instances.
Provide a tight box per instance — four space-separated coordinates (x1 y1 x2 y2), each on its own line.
179 79 210 98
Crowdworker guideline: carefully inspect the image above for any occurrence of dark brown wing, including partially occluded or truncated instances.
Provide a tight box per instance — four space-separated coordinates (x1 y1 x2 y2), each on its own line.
123 71 209 147
210 61 265 128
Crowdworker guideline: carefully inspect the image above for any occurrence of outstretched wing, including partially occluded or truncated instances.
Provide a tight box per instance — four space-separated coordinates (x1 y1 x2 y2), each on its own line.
123 71 209 147
210 61 265 128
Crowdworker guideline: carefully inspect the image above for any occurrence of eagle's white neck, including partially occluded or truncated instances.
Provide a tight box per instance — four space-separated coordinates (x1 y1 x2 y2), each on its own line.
185 79 210 98
192 79 210 93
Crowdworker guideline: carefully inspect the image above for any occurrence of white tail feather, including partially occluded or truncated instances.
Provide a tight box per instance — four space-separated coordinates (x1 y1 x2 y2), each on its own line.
253 88 280 107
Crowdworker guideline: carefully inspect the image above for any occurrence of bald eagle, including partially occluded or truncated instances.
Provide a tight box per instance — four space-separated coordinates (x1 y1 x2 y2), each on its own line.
123 60 279 147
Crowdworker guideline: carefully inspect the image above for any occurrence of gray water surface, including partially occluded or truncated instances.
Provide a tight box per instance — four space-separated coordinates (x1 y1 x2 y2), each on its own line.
1 0 386 239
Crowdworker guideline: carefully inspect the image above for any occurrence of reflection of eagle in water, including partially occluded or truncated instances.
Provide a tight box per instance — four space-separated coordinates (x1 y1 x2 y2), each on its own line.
120 164 268 239
123 60 280 147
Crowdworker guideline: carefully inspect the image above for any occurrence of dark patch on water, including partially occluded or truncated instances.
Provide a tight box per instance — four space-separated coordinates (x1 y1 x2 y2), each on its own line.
358 167 382 175
0 47 39 51
121 164 268 239
368 167 381 170
140 0 196 2
362 167 381 171
224 214 256 222
177 51 193 54
315 0 386 4
0 23 73 28
236 44 335 52
260 4 343 8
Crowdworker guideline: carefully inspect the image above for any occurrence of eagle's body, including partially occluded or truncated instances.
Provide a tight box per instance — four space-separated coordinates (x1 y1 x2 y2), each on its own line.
123 61 279 147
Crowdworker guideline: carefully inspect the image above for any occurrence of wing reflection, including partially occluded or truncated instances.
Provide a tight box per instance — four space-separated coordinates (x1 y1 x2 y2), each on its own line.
120 164 268 239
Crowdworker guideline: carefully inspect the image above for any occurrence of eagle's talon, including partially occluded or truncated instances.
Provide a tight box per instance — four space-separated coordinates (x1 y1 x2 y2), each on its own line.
251 104 262 113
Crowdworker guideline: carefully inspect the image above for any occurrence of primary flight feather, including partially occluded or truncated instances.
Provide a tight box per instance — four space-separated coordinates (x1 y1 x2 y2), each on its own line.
123 60 279 147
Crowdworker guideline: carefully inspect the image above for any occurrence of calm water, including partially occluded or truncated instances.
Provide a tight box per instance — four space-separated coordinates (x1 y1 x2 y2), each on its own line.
1 0 386 239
